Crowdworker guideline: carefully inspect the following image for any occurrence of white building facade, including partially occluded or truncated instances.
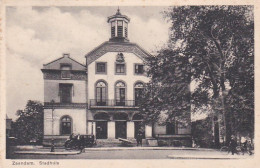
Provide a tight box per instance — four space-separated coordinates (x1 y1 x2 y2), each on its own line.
42 9 191 146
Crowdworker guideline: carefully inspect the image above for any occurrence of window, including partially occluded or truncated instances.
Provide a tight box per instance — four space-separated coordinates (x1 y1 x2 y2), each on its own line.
96 62 107 74
111 21 115 37
61 116 72 135
61 64 71 79
134 82 144 106
166 122 176 135
115 63 125 74
115 81 126 106
96 81 107 106
135 64 144 74
59 84 72 103
124 22 128 38
117 21 123 37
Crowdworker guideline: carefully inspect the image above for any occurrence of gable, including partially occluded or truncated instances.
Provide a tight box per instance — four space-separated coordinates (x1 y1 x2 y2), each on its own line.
85 41 151 65
43 54 86 71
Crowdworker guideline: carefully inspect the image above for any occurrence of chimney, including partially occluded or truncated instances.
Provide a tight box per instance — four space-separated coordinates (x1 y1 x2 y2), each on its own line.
63 53 70 58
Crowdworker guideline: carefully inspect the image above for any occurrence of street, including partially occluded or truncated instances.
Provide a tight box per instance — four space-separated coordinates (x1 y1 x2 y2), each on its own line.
8 148 252 159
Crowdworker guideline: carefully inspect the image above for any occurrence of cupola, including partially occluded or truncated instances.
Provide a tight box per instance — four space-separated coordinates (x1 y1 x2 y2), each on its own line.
107 8 130 42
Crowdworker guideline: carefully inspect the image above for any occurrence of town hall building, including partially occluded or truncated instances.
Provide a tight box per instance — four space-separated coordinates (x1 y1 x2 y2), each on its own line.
42 9 191 146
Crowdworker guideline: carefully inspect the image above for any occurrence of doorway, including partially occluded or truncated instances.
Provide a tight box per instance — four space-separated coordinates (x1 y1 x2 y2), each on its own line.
96 121 108 139
115 121 127 139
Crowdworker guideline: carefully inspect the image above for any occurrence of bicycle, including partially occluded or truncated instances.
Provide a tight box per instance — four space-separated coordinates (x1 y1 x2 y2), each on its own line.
220 145 244 155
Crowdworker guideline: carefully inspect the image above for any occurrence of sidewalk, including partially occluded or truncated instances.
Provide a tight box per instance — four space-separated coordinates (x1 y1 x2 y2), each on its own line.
168 154 253 159
14 150 80 155
13 147 81 155
84 146 215 151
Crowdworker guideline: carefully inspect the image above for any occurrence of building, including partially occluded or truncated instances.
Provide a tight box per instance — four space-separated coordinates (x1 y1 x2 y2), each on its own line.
42 9 191 146
6 115 12 137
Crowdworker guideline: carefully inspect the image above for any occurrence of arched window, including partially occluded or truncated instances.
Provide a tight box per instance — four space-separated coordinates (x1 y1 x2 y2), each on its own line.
132 113 143 121
94 112 110 120
114 113 128 120
115 81 126 106
134 82 144 106
96 81 107 106
61 116 72 135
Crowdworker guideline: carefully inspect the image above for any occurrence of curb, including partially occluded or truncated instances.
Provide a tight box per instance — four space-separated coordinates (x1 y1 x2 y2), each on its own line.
15 146 44 150
84 147 216 151
14 151 81 155
167 155 250 159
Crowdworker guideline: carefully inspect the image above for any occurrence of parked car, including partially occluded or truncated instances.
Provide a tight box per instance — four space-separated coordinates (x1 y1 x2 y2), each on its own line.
65 134 96 150
6 137 17 146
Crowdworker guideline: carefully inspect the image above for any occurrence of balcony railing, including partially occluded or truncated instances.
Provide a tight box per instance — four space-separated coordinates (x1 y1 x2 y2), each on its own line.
89 99 140 108
44 102 87 109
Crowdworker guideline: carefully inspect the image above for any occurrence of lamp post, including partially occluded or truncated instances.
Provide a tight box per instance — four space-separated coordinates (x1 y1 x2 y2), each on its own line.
50 99 55 152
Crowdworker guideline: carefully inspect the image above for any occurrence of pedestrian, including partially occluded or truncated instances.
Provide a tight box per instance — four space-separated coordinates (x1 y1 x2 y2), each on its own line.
247 140 253 155
136 130 143 147
242 140 248 154
229 136 237 155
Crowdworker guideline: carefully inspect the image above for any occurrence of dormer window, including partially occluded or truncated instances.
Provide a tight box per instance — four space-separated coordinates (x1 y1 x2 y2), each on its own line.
61 64 71 79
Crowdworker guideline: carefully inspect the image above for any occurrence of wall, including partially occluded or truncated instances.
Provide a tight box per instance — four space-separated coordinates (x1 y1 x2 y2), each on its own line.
88 52 149 101
44 80 86 103
153 123 191 135
154 124 166 135
44 109 86 135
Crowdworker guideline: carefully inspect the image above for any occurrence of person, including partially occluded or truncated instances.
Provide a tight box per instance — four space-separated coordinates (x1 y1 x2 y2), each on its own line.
229 136 237 155
69 133 74 140
247 140 253 155
79 135 85 153
75 134 81 149
242 140 248 155
65 133 75 149
136 130 143 146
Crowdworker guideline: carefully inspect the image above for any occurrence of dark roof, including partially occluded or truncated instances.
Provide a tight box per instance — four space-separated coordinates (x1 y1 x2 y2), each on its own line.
85 41 151 65
107 8 130 23
42 54 86 71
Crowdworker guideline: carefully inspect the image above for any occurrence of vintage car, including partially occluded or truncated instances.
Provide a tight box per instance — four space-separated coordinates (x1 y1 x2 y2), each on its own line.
64 134 96 150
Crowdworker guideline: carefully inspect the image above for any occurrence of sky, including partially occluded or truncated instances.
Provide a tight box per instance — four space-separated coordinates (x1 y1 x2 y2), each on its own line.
6 6 171 120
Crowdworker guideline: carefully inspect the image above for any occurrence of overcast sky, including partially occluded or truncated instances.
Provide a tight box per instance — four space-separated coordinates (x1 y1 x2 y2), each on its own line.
6 6 171 120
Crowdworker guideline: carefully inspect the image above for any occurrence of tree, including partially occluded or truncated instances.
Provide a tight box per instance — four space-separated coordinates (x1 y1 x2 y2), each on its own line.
139 49 191 130
13 100 44 144
163 6 254 145
140 6 254 146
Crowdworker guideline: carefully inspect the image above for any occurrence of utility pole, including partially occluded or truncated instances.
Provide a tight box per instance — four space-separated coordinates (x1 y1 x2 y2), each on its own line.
50 99 55 152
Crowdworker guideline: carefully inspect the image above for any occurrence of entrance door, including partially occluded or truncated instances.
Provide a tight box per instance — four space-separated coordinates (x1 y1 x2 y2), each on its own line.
134 121 145 139
115 121 127 139
96 121 108 139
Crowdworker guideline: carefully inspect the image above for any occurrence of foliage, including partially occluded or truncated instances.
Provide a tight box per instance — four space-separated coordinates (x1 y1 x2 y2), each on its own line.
140 6 254 144
12 100 44 144
191 117 215 148
139 49 191 125
164 6 254 143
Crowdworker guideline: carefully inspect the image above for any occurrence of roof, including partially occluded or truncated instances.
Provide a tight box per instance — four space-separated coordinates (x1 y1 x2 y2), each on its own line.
107 8 130 23
42 54 86 71
85 41 151 65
